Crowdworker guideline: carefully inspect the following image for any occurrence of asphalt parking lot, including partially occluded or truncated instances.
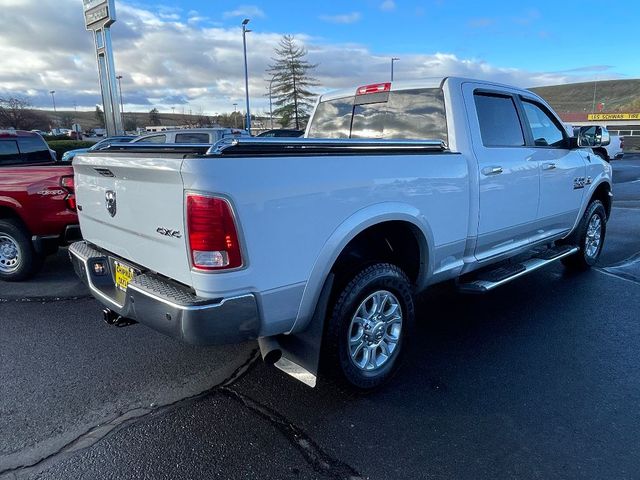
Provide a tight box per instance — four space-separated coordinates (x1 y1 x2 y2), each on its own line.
1 156 639 480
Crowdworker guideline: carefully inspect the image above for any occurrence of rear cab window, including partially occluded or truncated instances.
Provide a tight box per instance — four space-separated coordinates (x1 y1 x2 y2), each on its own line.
308 87 448 144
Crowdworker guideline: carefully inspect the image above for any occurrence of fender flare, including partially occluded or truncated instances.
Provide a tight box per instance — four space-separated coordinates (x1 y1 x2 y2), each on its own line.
290 202 434 334
568 177 612 236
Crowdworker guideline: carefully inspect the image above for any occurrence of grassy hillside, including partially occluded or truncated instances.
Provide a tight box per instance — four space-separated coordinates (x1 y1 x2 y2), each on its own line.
41 111 205 131
530 79 640 113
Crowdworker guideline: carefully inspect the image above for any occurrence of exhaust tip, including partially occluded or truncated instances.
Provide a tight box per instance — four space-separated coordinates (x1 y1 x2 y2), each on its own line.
258 336 283 365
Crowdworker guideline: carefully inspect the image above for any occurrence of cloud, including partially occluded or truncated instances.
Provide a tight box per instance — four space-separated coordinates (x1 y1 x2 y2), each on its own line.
222 5 265 20
380 0 396 11
0 0 624 116
319 12 362 24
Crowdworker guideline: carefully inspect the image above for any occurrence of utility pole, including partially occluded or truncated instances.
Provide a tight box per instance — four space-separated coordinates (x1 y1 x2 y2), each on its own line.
49 90 57 113
269 75 276 129
116 75 124 129
391 57 399 82
242 18 252 133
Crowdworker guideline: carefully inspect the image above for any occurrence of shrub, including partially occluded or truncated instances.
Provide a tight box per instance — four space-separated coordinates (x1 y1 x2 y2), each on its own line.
47 140 95 158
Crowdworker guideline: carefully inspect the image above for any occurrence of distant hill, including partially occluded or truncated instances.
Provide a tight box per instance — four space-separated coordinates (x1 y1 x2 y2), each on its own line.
530 79 640 113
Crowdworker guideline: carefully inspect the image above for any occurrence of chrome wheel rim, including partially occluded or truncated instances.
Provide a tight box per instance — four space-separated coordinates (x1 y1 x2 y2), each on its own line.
348 290 403 372
584 214 602 259
0 234 21 274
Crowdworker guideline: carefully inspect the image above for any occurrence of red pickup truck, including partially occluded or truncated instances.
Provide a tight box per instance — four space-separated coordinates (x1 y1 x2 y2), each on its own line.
0 130 79 281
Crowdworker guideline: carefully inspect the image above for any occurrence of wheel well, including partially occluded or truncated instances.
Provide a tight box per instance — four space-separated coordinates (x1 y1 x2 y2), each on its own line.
0 206 20 222
330 221 424 294
593 147 609 161
591 182 612 219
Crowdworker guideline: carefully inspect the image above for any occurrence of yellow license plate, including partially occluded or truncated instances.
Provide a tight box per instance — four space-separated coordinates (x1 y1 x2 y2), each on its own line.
114 262 135 292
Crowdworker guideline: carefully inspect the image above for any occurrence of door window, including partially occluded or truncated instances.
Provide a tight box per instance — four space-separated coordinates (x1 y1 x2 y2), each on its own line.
474 93 525 147
521 100 566 147
0 140 20 165
137 134 166 143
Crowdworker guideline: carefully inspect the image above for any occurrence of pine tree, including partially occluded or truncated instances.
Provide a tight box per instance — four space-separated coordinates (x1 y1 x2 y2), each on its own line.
148 108 161 126
94 105 105 128
267 35 318 129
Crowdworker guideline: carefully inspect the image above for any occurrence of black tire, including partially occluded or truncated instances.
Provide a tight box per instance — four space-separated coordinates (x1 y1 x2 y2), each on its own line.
561 200 607 270
322 263 414 391
0 218 43 282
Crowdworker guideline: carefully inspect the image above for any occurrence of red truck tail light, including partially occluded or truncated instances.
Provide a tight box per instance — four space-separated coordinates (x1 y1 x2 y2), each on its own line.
356 82 391 96
620 137 625 149
60 175 76 210
186 194 242 270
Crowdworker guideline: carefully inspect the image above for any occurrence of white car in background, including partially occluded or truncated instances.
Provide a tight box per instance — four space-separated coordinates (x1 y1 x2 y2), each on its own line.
131 128 250 144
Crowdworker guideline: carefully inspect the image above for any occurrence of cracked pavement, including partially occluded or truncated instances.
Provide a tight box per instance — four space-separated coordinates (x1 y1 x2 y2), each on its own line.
1 157 639 479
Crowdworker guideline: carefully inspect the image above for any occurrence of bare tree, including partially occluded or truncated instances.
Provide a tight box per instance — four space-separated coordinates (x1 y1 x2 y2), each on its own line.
0 97 48 130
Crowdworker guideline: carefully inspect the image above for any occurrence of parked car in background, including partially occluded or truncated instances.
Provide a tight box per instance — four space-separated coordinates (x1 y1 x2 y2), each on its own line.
131 128 250 144
0 130 79 281
70 77 612 390
60 136 134 163
257 129 304 138
572 126 624 162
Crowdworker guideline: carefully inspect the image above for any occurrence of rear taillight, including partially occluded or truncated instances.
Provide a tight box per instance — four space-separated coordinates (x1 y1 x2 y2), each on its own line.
620 137 624 149
60 175 76 210
186 194 242 270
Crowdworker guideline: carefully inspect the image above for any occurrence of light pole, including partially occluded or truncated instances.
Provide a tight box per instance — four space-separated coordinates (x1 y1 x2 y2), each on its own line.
233 103 238 128
242 18 252 133
391 57 399 82
49 90 57 113
116 75 124 129
269 75 276 129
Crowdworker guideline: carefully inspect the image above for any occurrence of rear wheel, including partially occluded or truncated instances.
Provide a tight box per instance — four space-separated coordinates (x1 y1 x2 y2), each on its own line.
561 200 607 270
0 219 43 282
323 263 414 391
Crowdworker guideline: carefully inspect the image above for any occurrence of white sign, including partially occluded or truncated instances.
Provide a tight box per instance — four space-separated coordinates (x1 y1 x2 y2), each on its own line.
84 0 115 29
83 0 106 12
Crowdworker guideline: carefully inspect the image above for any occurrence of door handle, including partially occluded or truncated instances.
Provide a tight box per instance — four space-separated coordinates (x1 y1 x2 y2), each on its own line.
482 166 503 176
542 162 557 170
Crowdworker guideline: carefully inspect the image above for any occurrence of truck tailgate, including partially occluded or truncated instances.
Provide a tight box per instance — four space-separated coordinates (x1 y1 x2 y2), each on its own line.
73 153 192 286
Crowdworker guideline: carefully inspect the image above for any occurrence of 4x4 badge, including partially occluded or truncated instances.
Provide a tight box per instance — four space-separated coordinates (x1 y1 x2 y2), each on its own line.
105 190 117 217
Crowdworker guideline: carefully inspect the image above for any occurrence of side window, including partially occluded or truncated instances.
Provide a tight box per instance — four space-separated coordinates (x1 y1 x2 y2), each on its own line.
521 100 565 147
474 93 525 147
137 134 166 143
0 140 20 165
175 133 209 143
17 136 52 163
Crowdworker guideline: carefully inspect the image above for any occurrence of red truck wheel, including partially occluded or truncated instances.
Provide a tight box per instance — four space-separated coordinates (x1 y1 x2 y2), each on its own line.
0 219 43 282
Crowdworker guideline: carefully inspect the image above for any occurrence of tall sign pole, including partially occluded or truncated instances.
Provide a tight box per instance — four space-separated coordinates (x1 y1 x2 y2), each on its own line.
83 0 123 136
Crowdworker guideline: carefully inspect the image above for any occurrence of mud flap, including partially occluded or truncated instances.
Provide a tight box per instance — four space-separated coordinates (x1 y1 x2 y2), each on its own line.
272 273 334 387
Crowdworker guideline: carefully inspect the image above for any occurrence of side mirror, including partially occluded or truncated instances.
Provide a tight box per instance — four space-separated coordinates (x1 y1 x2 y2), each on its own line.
578 126 610 147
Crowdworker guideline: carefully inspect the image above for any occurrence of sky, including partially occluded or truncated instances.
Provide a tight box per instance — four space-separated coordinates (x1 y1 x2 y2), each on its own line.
0 0 638 116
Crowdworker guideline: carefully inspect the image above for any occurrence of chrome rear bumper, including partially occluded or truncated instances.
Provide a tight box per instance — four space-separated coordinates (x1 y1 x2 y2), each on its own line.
69 241 260 345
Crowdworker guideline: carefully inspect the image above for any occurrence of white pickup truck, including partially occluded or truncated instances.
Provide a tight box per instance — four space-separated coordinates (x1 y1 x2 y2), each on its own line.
70 77 613 390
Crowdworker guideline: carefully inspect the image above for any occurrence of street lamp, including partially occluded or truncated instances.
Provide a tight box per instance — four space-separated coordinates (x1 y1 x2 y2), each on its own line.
49 90 57 113
391 57 400 82
233 103 238 128
242 18 252 133
116 75 124 129
269 75 276 129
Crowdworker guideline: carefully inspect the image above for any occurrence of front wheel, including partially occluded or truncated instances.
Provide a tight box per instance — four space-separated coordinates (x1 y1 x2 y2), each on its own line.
561 200 607 270
322 263 415 391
